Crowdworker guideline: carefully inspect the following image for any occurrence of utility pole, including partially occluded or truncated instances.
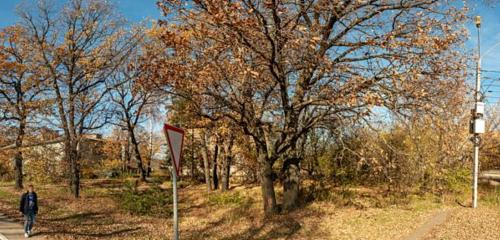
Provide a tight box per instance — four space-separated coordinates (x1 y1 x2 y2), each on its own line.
471 16 485 209
149 112 153 176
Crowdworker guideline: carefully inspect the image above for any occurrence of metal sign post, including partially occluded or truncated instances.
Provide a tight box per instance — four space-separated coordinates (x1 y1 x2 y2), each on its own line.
172 165 179 240
163 124 185 240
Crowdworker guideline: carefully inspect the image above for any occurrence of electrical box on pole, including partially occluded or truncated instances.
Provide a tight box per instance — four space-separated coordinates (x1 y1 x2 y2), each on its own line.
473 119 485 134
471 102 485 134
476 102 485 115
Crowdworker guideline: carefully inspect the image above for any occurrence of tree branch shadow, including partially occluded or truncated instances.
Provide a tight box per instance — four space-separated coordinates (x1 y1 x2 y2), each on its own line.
30 227 141 238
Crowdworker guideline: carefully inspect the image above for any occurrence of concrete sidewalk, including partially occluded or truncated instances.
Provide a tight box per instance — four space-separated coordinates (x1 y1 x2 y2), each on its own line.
0 213 38 240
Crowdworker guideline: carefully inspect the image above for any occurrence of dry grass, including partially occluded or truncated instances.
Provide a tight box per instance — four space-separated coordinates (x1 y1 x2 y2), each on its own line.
424 186 500 240
0 179 498 239
424 206 500 240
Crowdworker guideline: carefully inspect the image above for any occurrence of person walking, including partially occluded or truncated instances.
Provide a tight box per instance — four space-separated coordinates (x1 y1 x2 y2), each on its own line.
19 184 38 238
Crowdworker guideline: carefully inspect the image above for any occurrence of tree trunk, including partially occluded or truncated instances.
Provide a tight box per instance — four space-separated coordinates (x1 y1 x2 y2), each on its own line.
68 142 80 198
125 135 131 172
191 151 196 181
121 140 127 172
14 153 23 189
259 151 277 215
129 129 146 181
212 144 219 190
282 135 305 211
61 133 80 199
201 133 211 192
221 138 233 191
220 145 227 191
146 157 152 177
221 154 230 191
13 119 26 189
200 148 211 192
190 132 196 181
282 159 300 211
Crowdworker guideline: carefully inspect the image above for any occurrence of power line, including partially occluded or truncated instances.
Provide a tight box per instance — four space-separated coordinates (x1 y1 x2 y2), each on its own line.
480 77 500 92
481 76 500 81
481 69 500 73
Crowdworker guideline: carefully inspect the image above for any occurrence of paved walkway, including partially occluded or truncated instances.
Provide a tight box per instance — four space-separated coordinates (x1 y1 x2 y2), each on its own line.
0 213 38 240
405 209 452 240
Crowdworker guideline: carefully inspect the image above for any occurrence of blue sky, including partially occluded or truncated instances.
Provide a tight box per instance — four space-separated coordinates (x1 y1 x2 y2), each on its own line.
0 0 498 106
0 0 160 27
466 2 500 105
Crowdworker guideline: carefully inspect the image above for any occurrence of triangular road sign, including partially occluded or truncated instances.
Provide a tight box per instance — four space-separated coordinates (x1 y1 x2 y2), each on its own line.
163 124 185 176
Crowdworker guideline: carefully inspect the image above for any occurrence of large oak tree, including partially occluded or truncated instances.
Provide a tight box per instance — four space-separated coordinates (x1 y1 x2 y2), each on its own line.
146 0 467 214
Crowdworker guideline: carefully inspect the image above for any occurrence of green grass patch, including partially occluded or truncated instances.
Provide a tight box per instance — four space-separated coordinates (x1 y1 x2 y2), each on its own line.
117 181 172 216
81 187 109 198
406 194 442 211
208 191 246 206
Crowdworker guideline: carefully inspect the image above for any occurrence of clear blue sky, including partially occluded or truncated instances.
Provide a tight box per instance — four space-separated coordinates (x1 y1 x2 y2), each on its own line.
0 0 498 105
467 2 500 105
0 0 160 27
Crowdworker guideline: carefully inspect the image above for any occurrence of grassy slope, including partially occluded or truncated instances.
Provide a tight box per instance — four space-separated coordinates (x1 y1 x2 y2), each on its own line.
0 180 498 240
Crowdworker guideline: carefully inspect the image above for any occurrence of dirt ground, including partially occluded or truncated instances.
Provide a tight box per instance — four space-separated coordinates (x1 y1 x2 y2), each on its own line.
0 179 498 240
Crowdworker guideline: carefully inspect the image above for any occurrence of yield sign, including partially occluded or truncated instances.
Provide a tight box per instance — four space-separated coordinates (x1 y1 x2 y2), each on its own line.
163 124 185 176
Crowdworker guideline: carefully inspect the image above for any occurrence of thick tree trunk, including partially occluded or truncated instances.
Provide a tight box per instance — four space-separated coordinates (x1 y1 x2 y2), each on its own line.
129 130 146 181
14 153 23 189
212 144 219 190
67 142 80 198
259 151 277 215
282 160 300 211
282 134 306 211
14 119 25 189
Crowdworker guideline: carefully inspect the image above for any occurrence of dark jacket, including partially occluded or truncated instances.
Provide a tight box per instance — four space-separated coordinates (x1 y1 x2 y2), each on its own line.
19 192 38 215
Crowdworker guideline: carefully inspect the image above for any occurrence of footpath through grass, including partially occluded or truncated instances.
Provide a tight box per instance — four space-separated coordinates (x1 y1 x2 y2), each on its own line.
0 179 498 239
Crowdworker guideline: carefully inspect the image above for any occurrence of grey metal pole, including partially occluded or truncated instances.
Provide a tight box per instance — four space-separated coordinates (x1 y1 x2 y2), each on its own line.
472 16 481 209
472 58 480 209
473 144 479 208
172 168 179 240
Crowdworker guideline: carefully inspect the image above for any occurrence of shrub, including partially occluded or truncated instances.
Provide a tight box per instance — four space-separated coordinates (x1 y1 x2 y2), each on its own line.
443 167 470 194
117 181 172 216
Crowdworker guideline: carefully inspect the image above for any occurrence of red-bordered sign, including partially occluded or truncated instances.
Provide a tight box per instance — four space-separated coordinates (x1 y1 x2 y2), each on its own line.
163 124 185 176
